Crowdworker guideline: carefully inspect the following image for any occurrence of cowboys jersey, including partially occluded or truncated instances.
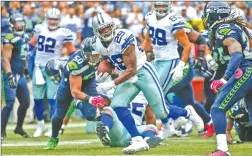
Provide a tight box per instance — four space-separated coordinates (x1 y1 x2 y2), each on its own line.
91 29 147 72
145 11 185 60
33 23 73 66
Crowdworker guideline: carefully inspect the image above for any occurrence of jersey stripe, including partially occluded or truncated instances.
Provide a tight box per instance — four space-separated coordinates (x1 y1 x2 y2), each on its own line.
121 34 135 52
70 65 89 76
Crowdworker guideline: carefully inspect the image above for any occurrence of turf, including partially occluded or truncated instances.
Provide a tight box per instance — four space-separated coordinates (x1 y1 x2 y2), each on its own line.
2 122 252 156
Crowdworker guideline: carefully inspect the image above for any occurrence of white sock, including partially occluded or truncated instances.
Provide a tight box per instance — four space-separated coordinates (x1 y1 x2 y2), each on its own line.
163 119 174 130
216 134 229 152
207 119 213 125
61 124 66 129
38 120 45 126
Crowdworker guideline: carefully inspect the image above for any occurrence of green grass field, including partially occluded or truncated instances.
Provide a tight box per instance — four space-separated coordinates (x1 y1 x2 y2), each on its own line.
2 121 252 156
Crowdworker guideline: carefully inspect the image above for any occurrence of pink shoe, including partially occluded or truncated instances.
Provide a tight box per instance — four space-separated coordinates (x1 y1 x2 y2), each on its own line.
206 150 230 156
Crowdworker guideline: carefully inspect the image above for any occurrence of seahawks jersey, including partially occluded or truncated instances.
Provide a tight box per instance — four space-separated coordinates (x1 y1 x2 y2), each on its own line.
145 11 185 60
3 33 29 74
91 29 146 72
128 92 148 126
228 100 250 128
33 23 73 67
63 50 96 83
213 23 251 65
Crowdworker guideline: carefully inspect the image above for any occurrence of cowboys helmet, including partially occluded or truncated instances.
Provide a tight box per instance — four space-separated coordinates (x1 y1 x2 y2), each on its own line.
45 8 61 30
153 1 172 18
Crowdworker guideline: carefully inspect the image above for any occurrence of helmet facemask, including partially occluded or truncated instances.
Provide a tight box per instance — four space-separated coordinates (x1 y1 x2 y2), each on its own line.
95 23 115 42
12 20 25 36
85 53 102 66
153 2 171 19
46 18 60 30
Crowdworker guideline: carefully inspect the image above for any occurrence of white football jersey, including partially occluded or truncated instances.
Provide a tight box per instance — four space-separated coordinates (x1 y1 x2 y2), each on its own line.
129 92 148 126
33 23 73 66
145 11 185 60
92 29 147 72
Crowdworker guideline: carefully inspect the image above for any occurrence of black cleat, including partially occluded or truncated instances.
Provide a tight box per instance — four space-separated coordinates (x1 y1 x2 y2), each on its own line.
14 128 31 138
96 121 111 146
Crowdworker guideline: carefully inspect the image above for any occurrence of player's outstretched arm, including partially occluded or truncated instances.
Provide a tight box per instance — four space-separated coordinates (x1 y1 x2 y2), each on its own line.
141 30 152 52
175 29 191 63
64 42 77 55
114 45 137 85
69 75 88 101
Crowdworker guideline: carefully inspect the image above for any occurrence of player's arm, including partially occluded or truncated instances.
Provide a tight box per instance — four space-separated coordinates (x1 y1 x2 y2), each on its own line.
141 30 154 62
145 105 156 125
114 45 137 85
2 43 14 74
226 116 234 143
69 75 89 101
222 37 243 81
64 42 77 55
175 29 191 63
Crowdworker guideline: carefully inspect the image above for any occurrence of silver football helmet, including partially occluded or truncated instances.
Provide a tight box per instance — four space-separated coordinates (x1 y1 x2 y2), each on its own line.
153 1 172 18
45 8 61 30
92 12 115 42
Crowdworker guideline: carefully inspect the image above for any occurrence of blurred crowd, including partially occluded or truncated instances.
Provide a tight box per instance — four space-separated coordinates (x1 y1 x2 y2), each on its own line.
1 1 252 123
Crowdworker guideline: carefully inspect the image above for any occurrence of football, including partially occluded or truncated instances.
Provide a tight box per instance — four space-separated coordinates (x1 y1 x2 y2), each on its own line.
97 60 115 74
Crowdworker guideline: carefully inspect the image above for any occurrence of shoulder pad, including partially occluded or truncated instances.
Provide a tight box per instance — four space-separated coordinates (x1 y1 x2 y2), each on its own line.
145 11 154 21
4 34 21 44
5 34 15 40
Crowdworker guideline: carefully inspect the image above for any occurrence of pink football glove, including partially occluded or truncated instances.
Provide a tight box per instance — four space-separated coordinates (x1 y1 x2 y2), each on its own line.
235 68 243 79
89 96 105 108
210 78 227 94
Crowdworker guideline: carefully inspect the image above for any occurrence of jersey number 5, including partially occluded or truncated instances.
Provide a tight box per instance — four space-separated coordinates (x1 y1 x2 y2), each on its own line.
38 35 56 53
149 26 167 46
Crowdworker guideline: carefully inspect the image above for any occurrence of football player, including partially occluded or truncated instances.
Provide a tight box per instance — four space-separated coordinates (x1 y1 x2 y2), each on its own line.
91 12 178 154
202 2 252 156
44 38 106 150
29 8 77 137
1 13 30 139
142 1 210 137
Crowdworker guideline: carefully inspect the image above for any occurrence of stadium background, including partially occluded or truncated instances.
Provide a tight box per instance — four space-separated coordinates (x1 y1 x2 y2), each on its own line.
1 1 252 155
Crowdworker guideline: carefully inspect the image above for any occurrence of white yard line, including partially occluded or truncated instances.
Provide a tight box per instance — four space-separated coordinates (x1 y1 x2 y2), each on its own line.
2 139 99 147
6 123 86 130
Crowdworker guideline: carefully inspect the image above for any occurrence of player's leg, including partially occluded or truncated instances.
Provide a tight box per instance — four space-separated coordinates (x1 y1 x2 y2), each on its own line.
32 68 47 137
44 79 73 150
1 72 17 140
15 75 30 137
244 91 252 125
138 125 162 148
209 67 252 154
43 67 58 119
152 59 178 95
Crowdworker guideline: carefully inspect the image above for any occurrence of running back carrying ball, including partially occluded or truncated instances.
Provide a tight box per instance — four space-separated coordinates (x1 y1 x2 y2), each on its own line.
97 60 115 75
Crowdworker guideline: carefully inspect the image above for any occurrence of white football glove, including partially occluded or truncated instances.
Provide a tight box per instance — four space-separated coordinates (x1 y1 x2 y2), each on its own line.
95 72 111 83
170 61 186 81
96 81 115 94
205 54 219 71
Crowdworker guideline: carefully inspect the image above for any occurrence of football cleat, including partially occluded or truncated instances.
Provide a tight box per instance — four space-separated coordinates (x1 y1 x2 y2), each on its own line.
145 136 162 148
185 105 204 133
14 127 30 138
157 118 176 140
44 137 59 150
203 123 215 138
205 149 230 156
33 124 47 137
122 136 149 154
96 121 111 146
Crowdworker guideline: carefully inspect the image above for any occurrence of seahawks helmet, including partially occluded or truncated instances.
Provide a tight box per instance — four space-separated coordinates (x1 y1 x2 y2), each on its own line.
92 12 115 42
202 2 231 29
45 8 61 30
153 1 172 18
81 37 101 66
9 13 26 36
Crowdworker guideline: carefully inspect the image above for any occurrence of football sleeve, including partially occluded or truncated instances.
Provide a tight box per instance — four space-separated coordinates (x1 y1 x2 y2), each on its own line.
120 30 137 54
215 24 240 43
61 28 74 44
170 14 185 35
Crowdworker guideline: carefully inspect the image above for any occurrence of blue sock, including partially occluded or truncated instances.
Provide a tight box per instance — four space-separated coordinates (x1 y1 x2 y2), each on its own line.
48 99 56 118
114 107 140 137
211 107 226 134
193 101 211 124
34 99 44 121
168 105 188 120
161 117 169 124
141 130 155 138
100 114 113 130
1 107 12 132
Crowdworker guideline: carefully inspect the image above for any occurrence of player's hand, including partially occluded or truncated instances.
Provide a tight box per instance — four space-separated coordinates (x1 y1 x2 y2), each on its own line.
210 78 227 93
96 81 115 94
89 96 105 108
193 57 204 69
205 54 218 71
170 61 186 81
7 72 17 88
95 72 111 83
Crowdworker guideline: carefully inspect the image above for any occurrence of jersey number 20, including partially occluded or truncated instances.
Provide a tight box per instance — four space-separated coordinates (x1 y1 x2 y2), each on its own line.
149 26 167 46
38 35 56 53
